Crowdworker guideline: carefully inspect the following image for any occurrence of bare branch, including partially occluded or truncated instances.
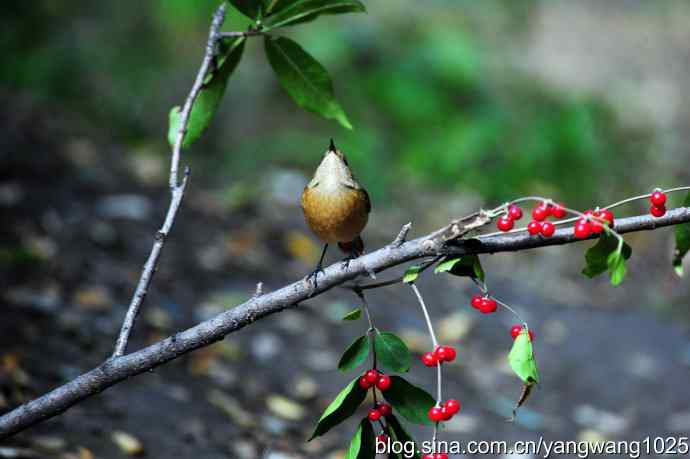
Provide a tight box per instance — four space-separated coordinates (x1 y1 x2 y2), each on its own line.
390 222 412 247
254 282 263 298
2 206 688 437
112 170 189 357
112 2 228 358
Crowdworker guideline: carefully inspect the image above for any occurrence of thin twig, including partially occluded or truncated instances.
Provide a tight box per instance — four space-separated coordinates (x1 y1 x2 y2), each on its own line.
391 222 412 247
112 4 227 358
343 257 438 291
218 30 264 38
254 282 263 298
112 169 189 357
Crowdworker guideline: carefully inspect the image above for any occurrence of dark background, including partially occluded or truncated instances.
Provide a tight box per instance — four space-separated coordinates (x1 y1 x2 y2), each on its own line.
2 0 690 457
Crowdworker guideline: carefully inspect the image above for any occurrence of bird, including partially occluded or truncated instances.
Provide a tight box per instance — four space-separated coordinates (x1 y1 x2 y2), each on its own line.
301 139 371 283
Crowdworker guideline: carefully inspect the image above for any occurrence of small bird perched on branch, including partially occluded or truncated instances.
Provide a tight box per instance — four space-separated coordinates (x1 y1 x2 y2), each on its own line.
301 140 371 282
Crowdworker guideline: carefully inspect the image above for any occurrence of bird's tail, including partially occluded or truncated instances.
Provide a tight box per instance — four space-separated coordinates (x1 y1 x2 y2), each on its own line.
338 236 364 257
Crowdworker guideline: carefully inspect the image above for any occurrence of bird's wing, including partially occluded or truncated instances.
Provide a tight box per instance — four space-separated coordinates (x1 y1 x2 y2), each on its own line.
362 188 371 213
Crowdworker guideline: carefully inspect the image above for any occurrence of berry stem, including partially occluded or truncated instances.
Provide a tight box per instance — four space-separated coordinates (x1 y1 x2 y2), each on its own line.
603 186 690 211
409 284 442 403
354 289 380 406
409 283 443 445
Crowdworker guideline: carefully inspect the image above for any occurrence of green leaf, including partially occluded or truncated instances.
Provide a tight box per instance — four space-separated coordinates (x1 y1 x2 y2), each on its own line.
672 191 690 276
402 265 422 284
342 308 362 321
168 37 245 148
508 329 539 384
228 0 263 19
386 415 421 459
607 248 627 286
263 0 366 30
434 255 484 281
309 377 367 440
338 335 370 372
374 332 411 373
582 232 631 280
264 36 352 129
346 418 375 459
434 257 460 273
382 376 435 426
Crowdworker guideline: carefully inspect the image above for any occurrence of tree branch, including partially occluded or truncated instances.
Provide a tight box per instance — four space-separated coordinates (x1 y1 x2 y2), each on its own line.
111 4 227 358
1 206 689 437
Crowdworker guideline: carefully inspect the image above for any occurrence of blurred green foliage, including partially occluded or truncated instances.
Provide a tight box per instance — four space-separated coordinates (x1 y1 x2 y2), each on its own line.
2 0 650 207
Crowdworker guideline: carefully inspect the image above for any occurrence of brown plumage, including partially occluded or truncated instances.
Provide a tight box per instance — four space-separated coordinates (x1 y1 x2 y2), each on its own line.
301 140 370 260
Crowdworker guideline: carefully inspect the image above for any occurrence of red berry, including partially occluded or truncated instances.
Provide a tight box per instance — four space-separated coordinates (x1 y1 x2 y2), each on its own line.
551 203 567 218
368 408 382 421
376 374 392 391
444 399 461 415
428 406 444 422
377 403 392 416
650 191 667 207
435 345 456 362
510 324 523 339
365 369 379 384
590 216 604 234
441 406 453 420
471 294 483 309
376 434 388 444
479 297 497 314
527 220 542 235
574 221 591 239
531 203 550 221
422 455 434 459
650 205 666 217
421 352 438 367
497 216 514 232
359 376 371 389
540 221 555 237
508 205 523 220
600 209 614 226
434 454 449 459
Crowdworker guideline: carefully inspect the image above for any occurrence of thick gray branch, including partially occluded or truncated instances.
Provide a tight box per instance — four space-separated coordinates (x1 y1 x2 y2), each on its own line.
1 206 688 437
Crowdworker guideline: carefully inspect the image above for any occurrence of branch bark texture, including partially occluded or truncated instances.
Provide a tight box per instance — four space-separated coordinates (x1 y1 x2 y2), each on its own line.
1 207 689 437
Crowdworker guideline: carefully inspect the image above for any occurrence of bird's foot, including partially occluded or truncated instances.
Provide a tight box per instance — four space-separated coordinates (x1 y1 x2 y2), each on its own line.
341 253 358 271
306 265 325 290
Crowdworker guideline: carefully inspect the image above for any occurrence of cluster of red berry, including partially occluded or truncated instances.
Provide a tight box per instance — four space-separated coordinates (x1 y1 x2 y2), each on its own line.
497 203 562 237
470 294 497 314
510 324 534 341
496 204 523 232
428 399 461 422
526 202 566 237
358 369 391 391
649 190 667 217
367 401 393 421
570 208 615 239
421 345 457 367
422 453 449 459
